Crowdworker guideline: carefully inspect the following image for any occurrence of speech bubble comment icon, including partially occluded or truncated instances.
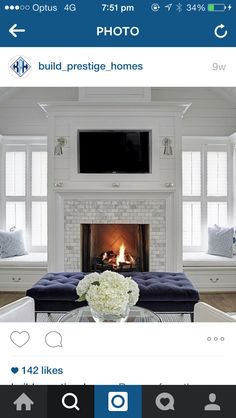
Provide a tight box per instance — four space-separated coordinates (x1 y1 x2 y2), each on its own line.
45 331 63 348
155 392 175 411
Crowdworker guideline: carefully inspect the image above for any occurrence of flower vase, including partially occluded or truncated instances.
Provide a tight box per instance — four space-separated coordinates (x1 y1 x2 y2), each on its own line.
90 304 130 323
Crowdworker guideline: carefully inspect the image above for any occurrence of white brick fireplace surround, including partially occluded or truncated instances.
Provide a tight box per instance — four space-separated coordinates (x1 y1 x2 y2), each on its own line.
60 192 174 272
42 88 188 273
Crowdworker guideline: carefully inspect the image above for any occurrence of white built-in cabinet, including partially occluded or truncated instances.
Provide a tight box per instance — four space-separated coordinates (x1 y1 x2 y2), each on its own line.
184 267 236 292
0 267 47 291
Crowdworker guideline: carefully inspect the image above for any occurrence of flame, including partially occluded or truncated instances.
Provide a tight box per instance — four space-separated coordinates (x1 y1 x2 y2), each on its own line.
101 242 135 269
129 254 135 264
102 252 107 261
116 243 126 266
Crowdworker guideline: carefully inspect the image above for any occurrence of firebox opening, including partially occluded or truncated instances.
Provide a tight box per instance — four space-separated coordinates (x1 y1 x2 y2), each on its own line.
81 224 149 272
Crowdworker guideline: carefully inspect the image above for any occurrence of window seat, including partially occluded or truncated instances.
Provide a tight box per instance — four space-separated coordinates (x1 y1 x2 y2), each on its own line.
0 253 47 268
183 253 236 292
0 253 48 291
183 252 236 268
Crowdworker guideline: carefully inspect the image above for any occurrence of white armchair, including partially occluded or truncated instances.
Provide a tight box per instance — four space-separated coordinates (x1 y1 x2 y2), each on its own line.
194 302 236 322
0 296 35 322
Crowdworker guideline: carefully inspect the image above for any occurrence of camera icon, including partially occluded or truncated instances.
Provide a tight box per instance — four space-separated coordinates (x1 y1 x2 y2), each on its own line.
108 392 128 412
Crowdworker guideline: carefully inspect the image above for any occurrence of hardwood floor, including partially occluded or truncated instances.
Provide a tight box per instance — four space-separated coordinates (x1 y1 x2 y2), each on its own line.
0 291 236 312
200 292 236 312
0 292 25 308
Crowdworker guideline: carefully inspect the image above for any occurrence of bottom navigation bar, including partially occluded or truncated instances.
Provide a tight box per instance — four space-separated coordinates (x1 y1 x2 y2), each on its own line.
0 385 235 417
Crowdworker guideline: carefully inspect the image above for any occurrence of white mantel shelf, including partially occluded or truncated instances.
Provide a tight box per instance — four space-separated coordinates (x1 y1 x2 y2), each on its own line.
53 187 176 193
39 101 191 117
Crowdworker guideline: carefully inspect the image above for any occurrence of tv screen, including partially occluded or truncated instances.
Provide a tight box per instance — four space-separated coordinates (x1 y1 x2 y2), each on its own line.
78 130 150 173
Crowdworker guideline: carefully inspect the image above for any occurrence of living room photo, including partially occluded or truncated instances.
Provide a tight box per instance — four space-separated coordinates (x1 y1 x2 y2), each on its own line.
0 87 235 323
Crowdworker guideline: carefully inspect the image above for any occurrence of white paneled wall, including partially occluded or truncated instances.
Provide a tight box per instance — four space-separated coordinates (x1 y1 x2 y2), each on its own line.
0 88 236 136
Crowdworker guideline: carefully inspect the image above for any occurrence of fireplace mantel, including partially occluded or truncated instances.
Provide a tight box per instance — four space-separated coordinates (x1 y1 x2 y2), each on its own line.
45 93 184 274
50 189 181 275
53 187 176 194
39 100 190 115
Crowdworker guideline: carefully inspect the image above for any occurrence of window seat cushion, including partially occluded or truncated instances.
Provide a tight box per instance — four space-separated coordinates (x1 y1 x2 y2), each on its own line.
0 253 47 268
183 252 236 268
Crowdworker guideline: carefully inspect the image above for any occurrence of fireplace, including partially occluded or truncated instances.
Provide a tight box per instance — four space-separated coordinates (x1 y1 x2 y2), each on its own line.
81 224 149 272
63 197 168 272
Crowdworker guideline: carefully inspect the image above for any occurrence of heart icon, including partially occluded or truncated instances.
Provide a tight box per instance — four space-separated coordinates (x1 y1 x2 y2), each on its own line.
160 397 170 407
11 367 19 374
10 331 30 347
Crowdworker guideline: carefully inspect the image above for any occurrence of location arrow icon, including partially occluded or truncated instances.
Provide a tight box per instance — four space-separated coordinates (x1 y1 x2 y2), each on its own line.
9 24 26 38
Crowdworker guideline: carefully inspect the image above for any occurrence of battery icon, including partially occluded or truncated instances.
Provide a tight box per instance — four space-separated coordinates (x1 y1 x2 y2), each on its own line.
208 3 227 11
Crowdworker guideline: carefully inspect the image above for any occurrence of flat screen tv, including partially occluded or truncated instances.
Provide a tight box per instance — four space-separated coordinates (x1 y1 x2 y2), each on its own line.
78 130 150 173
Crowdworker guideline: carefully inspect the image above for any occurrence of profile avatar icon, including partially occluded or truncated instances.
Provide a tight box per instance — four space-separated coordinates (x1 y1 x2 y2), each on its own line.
204 393 221 411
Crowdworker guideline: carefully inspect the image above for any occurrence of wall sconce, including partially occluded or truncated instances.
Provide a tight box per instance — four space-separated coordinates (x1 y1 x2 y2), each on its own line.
54 137 67 156
162 137 173 156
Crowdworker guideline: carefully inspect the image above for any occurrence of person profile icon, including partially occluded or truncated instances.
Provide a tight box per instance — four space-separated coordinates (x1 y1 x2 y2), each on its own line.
204 393 221 411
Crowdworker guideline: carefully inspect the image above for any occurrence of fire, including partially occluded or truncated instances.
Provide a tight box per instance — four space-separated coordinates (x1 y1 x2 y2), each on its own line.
98 242 135 271
116 243 126 266
102 252 107 261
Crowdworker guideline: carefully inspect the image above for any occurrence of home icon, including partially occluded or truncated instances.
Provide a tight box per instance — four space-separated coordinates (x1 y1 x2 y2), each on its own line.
13 393 34 411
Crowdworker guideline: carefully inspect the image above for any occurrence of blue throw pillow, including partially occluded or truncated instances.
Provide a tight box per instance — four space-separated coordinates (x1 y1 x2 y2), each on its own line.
208 225 234 258
0 229 28 258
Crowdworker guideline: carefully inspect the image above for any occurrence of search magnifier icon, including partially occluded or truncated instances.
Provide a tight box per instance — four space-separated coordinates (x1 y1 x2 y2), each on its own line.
62 393 80 411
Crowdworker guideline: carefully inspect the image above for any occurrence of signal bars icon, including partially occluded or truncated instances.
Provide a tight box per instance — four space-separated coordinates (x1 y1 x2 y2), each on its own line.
5 4 20 10
4 4 31 11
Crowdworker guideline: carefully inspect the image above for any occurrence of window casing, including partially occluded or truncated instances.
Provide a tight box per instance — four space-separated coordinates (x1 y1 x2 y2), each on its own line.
1 139 47 253
182 141 232 252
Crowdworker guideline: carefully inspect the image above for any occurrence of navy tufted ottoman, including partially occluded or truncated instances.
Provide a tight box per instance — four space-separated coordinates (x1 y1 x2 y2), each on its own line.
26 271 199 318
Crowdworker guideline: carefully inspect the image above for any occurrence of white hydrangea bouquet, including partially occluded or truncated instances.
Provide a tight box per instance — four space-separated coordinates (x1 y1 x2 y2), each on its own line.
76 270 139 322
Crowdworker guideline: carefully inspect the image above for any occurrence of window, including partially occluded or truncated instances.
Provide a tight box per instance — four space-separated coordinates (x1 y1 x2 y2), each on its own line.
182 151 201 196
2 140 47 252
183 201 201 247
182 143 231 251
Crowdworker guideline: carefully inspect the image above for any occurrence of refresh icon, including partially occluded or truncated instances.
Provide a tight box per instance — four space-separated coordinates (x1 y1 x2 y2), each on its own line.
214 24 228 39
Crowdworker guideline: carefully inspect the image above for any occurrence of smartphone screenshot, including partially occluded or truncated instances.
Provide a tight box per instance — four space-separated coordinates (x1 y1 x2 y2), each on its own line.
0 1 236 417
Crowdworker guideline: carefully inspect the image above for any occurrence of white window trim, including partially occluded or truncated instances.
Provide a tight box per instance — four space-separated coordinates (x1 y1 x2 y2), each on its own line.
182 137 233 252
0 136 47 253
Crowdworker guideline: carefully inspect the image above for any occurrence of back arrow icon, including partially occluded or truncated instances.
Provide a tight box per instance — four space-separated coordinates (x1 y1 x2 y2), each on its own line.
9 24 26 38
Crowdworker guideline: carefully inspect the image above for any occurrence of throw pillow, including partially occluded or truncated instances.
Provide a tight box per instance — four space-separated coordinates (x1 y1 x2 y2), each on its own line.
233 229 236 256
208 224 234 258
0 229 28 258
